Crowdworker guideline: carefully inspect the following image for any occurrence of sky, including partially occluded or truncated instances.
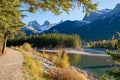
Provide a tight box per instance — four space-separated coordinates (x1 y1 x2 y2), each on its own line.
22 0 120 25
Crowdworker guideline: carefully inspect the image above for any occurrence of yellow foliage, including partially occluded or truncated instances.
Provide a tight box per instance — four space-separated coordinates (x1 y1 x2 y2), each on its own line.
55 51 69 68
22 42 32 51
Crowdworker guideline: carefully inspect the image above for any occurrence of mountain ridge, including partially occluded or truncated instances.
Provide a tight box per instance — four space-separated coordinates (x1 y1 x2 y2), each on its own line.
23 3 120 41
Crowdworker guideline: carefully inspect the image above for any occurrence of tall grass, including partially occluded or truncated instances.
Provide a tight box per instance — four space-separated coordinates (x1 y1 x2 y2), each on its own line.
47 67 88 80
13 43 88 80
22 42 32 52
40 50 69 68
55 50 69 68
14 47 47 80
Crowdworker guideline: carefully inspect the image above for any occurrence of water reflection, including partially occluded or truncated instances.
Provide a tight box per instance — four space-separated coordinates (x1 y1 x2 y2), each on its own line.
69 54 81 66
68 53 114 76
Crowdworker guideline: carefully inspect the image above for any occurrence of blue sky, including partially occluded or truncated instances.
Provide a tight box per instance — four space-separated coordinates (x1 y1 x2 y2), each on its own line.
22 0 120 25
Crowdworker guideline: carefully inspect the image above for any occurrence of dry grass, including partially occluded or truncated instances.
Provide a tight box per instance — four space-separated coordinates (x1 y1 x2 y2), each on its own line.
55 51 69 68
40 50 70 68
47 67 88 80
14 47 47 80
22 42 32 52
13 46 88 80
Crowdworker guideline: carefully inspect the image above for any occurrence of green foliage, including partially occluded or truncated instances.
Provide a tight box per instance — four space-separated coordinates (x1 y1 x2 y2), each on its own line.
107 50 120 79
0 0 25 54
21 0 98 15
100 76 115 80
0 0 24 37
7 33 82 48
106 33 120 79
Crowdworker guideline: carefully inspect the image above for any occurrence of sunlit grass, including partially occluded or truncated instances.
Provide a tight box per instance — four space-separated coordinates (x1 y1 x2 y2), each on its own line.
13 47 47 80
47 67 88 80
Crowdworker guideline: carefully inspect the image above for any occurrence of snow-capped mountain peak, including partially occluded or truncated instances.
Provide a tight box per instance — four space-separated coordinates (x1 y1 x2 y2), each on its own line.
43 20 51 26
114 3 120 9
83 9 112 22
25 20 62 34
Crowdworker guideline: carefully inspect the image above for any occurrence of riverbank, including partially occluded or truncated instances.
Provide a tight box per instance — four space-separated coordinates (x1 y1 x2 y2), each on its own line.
33 51 100 80
38 49 110 57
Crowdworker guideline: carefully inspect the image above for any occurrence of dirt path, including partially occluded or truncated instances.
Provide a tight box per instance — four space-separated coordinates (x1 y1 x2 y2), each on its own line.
0 48 24 80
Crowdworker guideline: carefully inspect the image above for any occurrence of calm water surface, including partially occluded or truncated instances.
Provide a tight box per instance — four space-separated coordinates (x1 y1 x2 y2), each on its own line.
69 48 114 76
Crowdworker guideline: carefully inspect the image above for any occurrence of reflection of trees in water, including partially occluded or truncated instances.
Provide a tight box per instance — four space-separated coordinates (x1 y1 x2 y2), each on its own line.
69 54 81 66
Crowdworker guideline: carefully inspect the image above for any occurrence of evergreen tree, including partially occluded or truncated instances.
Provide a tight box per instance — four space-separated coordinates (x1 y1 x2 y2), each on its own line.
0 0 24 54
107 33 120 79
21 0 98 15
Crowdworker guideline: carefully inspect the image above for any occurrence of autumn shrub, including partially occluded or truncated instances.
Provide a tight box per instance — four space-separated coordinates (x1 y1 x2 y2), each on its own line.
40 49 69 68
54 50 69 68
22 42 32 51
47 67 88 80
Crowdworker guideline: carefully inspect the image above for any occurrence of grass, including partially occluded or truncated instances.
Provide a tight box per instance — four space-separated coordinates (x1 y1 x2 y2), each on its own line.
40 50 70 68
14 47 48 80
47 67 88 80
22 42 32 52
12 42 102 80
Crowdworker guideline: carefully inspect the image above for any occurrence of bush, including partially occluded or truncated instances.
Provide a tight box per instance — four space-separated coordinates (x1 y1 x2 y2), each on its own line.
22 42 32 51
55 50 69 68
40 49 70 68
47 67 88 80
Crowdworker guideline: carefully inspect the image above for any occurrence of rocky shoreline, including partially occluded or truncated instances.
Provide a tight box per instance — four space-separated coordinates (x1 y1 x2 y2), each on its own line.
33 53 100 80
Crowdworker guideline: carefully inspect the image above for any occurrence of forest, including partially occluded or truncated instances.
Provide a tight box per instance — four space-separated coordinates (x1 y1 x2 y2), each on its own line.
7 33 81 48
86 36 119 49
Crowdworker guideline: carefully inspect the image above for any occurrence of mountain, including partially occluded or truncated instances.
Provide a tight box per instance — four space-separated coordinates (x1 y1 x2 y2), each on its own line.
83 9 112 22
45 20 89 33
22 27 35 35
23 20 57 35
44 3 120 41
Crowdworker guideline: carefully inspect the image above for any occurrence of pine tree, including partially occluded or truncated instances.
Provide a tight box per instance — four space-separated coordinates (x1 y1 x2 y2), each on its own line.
0 0 24 54
21 0 98 15
107 34 120 79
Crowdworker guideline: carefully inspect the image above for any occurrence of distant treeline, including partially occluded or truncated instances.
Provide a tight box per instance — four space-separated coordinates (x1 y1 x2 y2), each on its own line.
86 37 119 49
7 33 81 48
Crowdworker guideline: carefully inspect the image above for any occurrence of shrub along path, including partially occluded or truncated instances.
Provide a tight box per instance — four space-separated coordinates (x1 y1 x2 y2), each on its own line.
0 48 24 80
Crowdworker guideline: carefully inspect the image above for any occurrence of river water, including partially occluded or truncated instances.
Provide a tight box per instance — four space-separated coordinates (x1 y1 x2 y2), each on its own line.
69 48 114 76
38 48 115 76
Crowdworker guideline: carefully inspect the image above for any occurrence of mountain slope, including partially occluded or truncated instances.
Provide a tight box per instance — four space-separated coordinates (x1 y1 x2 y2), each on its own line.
45 20 89 33
45 3 120 41
22 20 57 34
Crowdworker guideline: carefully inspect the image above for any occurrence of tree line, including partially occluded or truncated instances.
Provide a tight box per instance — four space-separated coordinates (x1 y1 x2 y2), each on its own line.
7 33 81 48
86 36 118 49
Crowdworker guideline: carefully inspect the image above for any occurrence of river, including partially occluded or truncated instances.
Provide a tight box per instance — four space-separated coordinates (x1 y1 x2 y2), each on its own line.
38 48 115 76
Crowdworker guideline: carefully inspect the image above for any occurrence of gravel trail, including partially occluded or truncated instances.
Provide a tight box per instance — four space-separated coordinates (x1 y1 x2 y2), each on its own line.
0 48 24 80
